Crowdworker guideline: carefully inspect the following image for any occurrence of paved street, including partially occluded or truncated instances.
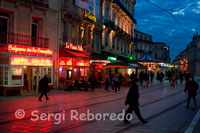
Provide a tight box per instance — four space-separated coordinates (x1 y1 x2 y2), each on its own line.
0 79 200 133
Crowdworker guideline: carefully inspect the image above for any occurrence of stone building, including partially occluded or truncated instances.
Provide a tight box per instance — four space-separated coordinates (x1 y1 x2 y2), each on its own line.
134 30 153 60
58 0 102 89
152 42 170 63
0 0 59 96
101 0 136 61
173 32 200 76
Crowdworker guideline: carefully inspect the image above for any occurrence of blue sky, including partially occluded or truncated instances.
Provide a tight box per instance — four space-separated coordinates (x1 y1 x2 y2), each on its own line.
134 0 200 60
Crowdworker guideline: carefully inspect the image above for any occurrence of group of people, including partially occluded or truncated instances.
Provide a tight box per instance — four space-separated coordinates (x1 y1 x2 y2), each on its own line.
124 70 199 124
37 70 199 125
139 71 154 88
104 69 123 92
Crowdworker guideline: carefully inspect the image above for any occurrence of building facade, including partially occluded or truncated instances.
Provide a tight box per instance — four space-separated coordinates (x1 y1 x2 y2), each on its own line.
101 0 136 61
58 0 102 89
134 30 153 60
0 0 59 96
152 42 170 63
173 32 200 76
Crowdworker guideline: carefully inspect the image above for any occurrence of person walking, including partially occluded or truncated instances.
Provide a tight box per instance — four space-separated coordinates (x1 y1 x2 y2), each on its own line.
179 72 183 84
124 78 148 124
89 73 97 92
139 71 144 87
171 73 176 88
143 72 149 88
104 73 111 92
39 74 49 101
159 72 164 83
113 69 120 92
184 76 199 109
118 73 123 91
150 71 154 83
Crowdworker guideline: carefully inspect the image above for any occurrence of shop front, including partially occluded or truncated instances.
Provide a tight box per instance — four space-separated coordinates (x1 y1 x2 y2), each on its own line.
0 44 54 96
59 48 91 90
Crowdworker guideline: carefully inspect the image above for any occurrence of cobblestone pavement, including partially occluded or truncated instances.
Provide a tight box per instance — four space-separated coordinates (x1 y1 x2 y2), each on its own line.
0 79 200 133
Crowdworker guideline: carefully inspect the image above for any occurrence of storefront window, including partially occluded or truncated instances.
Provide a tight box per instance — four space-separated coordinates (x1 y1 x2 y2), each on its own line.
44 67 53 84
4 66 8 85
11 67 22 86
0 67 3 85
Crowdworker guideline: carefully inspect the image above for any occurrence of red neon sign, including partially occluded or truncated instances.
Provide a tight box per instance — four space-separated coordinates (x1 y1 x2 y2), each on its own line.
66 43 83 52
59 57 89 67
11 56 53 66
8 44 53 56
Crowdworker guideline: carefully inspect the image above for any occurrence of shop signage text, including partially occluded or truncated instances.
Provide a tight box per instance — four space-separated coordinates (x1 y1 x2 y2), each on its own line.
59 57 89 67
84 10 96 23
8 44 53 56
108 56 117 61
11 56 53 66
66 43 83 52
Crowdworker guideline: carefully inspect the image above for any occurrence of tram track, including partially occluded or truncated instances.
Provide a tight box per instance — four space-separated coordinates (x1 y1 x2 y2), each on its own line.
52 86 187 132
115 92 200 133
0 82 169 115
0 79 193 130
0 82 172 126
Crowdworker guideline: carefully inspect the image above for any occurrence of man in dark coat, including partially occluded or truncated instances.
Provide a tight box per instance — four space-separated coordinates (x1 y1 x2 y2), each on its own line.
89 73 96 92
184 76 199 108
124 78 148 124
39 74 49 101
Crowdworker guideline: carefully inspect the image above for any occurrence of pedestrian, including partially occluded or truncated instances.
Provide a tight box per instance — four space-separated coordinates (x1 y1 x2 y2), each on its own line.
110 73 114 90
104 73 111 92
159 72 164 83
113 69 120 92
124 78 148 124
39 74 49 101
184 76 199 109
150 71 154 83
139 71 144 87
167 71 171 83
171 73 176 88
89 73 96 92
118 73 123 91
143 72 149 88
179 72 183 84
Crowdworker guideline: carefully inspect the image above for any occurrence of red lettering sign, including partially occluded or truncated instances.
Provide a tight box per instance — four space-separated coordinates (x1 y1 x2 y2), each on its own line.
11 56 53 66
66 43 83 51
8 44 53 56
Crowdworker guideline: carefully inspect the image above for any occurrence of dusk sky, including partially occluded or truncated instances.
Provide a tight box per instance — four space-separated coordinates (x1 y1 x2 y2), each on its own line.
134 0 200 61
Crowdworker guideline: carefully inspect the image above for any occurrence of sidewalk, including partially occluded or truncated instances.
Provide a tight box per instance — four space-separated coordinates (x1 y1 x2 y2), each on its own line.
0 79 199 133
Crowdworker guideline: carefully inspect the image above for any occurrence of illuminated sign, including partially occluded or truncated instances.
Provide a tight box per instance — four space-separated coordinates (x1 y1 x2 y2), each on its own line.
59 57 89 67
11 56 53 66
108 56 117 61
66 43 83 52
8 44 53 56
84 10 96 23
128 56 134 60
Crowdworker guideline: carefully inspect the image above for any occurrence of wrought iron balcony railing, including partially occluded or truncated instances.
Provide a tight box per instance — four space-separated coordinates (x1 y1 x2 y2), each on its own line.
113 0 136 24
7 0 49 8
0 32 49 48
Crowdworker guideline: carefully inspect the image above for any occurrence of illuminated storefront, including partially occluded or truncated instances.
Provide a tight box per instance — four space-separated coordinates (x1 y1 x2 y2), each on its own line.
59 46 91 89
0 44 54 96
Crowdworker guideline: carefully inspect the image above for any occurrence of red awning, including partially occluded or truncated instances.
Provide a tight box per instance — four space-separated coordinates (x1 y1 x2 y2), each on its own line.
59 48 90 59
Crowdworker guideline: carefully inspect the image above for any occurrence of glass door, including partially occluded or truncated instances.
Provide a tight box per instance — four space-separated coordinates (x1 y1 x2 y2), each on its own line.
31 67 42 92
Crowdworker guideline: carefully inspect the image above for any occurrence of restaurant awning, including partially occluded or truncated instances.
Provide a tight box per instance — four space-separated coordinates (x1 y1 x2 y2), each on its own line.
103 62 146 69
59 48 91 59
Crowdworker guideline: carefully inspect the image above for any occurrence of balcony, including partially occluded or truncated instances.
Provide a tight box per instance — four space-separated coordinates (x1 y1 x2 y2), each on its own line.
113 0 137 24
19 0 49 8
104 20 115 30
7 0 49 8
0 32 49 48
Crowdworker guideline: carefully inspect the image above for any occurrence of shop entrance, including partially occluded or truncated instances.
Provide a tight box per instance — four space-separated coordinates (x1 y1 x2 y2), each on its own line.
23 66 42 94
